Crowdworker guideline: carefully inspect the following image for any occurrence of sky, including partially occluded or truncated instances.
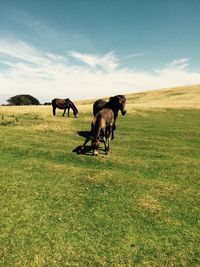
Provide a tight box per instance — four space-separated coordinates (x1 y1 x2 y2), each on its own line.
0 0 200 104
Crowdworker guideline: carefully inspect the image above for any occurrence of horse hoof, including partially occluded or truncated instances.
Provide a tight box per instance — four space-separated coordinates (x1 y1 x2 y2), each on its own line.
93 151 98 156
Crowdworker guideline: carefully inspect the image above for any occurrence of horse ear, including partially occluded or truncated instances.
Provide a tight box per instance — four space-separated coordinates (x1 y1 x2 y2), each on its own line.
116 95 121 101
117 95 124 104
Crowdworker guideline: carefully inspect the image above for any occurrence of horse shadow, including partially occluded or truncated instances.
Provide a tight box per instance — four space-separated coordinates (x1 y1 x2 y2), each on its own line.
77 130 90 138
72 131 91 155
72 131 105 155
72 145 92 155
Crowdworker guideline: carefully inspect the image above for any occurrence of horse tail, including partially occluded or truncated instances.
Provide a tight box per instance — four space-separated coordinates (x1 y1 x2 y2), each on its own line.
91 115 104 154
92 115 102 139
52 98 57 116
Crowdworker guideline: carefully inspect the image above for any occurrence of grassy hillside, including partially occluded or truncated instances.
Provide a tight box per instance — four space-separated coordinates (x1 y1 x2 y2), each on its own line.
126 84 200 110
76 84 200 112
0 85 200 266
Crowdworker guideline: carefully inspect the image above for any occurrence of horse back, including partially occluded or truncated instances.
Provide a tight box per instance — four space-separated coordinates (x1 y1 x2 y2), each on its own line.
93 99 107 116
98 108 114 124
52 98 69 109
92 108 114 133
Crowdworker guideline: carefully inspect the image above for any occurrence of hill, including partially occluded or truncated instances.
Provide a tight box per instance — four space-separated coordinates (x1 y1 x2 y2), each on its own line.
75 84 200 112
126 84 200 110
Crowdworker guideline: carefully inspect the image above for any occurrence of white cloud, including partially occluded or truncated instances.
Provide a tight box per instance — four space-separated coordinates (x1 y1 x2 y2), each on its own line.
165 58 190 70
0 39 200 104
123 53 146 59
68 51 118 71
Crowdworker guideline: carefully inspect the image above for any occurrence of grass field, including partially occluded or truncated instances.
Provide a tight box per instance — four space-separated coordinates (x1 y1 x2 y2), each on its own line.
0 85 200 266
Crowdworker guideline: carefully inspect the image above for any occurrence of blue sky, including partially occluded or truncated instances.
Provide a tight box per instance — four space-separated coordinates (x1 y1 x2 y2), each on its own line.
0 0 200 103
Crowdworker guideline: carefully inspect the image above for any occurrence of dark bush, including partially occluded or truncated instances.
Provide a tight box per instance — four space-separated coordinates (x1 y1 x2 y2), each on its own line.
7 94 40 105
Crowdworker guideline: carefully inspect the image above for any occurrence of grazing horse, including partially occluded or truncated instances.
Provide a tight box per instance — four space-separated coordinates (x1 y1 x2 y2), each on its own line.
93 95 127 139
52 98 78 118
79 95 126 155
91 109 114 155
80 109 114 155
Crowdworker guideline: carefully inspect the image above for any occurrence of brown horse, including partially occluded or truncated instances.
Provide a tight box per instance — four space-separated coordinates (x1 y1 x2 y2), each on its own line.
80 108 114 155
93 95 127 139
79 95 126 155
91 108 114 155
52 98 78 118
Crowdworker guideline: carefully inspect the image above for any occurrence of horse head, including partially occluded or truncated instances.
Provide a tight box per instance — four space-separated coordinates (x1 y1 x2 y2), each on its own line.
67 99 78 118
73 109 78 118
109 95 127 116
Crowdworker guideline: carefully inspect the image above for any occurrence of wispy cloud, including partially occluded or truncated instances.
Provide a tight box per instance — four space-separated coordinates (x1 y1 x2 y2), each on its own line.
0 39 66 67
123 53 146 59
68 51 118 71
0 38 200 104
165 58 190 70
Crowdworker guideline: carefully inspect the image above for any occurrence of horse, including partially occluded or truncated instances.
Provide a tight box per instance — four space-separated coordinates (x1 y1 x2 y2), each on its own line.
80 109 114 155
93 95 127 139
91 109 114 155
52 98 78 118
78 95 126 155
93 99 107 116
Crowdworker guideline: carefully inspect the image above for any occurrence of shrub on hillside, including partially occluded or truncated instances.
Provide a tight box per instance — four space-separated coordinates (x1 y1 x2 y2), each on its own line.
7 94 40 105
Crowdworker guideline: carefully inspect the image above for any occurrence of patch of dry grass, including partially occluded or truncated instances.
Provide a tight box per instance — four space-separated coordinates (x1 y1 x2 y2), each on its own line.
74 84 200 113
126 84 200 110
138 195 163 212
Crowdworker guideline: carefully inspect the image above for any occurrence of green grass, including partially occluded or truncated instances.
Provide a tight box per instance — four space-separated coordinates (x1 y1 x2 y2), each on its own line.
0 108 200 266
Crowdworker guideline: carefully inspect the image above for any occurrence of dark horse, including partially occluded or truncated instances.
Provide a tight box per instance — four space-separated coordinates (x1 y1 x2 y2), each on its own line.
93 95 126 139
78 95 126 155
52 98 78 118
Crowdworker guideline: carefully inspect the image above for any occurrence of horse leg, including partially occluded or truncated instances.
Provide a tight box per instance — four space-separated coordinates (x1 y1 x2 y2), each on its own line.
105 126 112 153
100 129 108 154
53 107 56 116
92 137 99 156
62 109 66 116
103 136 108 155
112 123 116 140
107 129 112 152
68 108 70 117
107 137 111 153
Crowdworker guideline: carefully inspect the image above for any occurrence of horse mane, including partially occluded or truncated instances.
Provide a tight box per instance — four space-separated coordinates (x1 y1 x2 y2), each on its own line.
68 99 78 114
105 96 120 117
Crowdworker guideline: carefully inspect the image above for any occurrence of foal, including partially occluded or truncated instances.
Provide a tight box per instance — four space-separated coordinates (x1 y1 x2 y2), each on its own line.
81 108 114 155
91 108 114 155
